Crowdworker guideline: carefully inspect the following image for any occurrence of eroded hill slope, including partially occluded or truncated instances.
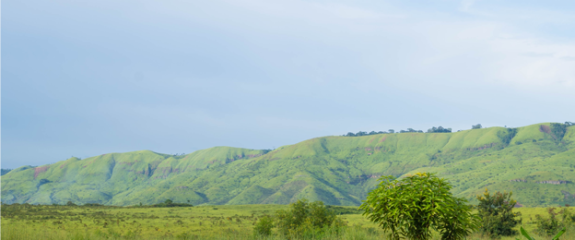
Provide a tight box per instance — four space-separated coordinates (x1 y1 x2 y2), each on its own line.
2 123 574 207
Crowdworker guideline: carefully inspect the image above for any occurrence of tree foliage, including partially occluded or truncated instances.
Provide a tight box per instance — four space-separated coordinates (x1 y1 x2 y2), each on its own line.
400 128 423 133
253 199 345 237
345 131 387 137
344 122 569 137
550 123 568 141
360 173 479 240
476 189 521 238
344 127 426 136
275 199 344 237
534 207 574 237
427 126 452 133
253 215 274 236
147 199 193 208
1 169 12 176
497 128 518 145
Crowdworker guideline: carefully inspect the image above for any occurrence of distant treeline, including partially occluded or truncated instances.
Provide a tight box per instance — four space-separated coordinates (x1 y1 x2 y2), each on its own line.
343 126 453 136
24 199 194 208
343 121 574 137
1 169 12 176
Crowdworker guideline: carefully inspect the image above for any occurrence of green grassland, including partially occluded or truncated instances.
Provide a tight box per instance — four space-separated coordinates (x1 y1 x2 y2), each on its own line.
2 123 575 207
1 204 574 240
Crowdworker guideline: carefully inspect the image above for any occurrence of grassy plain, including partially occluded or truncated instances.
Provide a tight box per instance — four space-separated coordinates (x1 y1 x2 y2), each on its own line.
2 204 575 240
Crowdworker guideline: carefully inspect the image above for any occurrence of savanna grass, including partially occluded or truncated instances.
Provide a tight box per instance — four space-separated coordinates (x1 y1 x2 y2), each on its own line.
2 204 574 239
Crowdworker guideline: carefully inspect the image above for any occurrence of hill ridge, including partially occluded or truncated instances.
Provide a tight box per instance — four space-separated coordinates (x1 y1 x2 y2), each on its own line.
2 123 574 207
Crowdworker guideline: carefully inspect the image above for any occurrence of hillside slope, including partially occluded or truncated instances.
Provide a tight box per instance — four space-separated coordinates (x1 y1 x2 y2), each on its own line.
2 123 574 207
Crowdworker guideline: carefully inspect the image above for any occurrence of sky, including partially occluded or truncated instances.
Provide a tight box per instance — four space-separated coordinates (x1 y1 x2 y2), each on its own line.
2 0 575 169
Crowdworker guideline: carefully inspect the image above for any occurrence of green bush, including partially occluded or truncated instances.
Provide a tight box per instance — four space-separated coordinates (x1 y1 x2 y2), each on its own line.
253 199 343 238
276 199 340 236
476 189 521 238
360 172 479 240
534 207 573 237
253 215 273 236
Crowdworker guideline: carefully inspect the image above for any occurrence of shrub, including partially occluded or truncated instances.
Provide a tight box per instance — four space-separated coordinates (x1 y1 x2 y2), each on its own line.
253 215 273 236
272 199 341 237
360 173 479 240
476 189 521 238
534 207 574 236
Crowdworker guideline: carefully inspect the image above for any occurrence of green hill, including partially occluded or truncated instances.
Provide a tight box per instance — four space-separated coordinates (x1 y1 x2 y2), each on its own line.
2 123 575 207
1 169 12 176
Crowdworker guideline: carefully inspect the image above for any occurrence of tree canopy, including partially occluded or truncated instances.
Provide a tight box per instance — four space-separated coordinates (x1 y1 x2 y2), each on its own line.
400 128 423 133
427 126 452 133
360 173 479 240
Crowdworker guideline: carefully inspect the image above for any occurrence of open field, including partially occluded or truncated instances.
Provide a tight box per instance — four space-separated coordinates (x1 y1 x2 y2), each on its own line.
2 204 575 240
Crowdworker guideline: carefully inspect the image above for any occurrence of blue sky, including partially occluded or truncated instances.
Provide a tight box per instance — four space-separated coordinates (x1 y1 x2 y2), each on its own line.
2 0 575 169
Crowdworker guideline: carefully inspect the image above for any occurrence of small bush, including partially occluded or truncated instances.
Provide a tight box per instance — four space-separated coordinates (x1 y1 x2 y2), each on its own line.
535 207 574 236
275 199 340 237
252 199 343 238
477 189 521 238
253 215 273 236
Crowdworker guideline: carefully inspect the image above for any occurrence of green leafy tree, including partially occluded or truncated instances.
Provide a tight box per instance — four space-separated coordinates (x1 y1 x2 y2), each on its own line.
472 124 482 129
360 173 479 240
477 189 521 238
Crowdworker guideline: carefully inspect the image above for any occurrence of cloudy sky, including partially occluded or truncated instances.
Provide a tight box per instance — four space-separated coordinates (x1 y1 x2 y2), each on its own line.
2 0 575 169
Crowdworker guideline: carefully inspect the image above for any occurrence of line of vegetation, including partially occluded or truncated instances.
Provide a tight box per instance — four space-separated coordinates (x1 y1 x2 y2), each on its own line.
60 199 193 208
250 173 574 239
1 168 12 176
343 124 496 136
343 127 453 136
4 172 575 239
343 121 574 137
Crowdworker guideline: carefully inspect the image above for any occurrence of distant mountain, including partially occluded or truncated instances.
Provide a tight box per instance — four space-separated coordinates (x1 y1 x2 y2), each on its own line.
2 123 574 207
